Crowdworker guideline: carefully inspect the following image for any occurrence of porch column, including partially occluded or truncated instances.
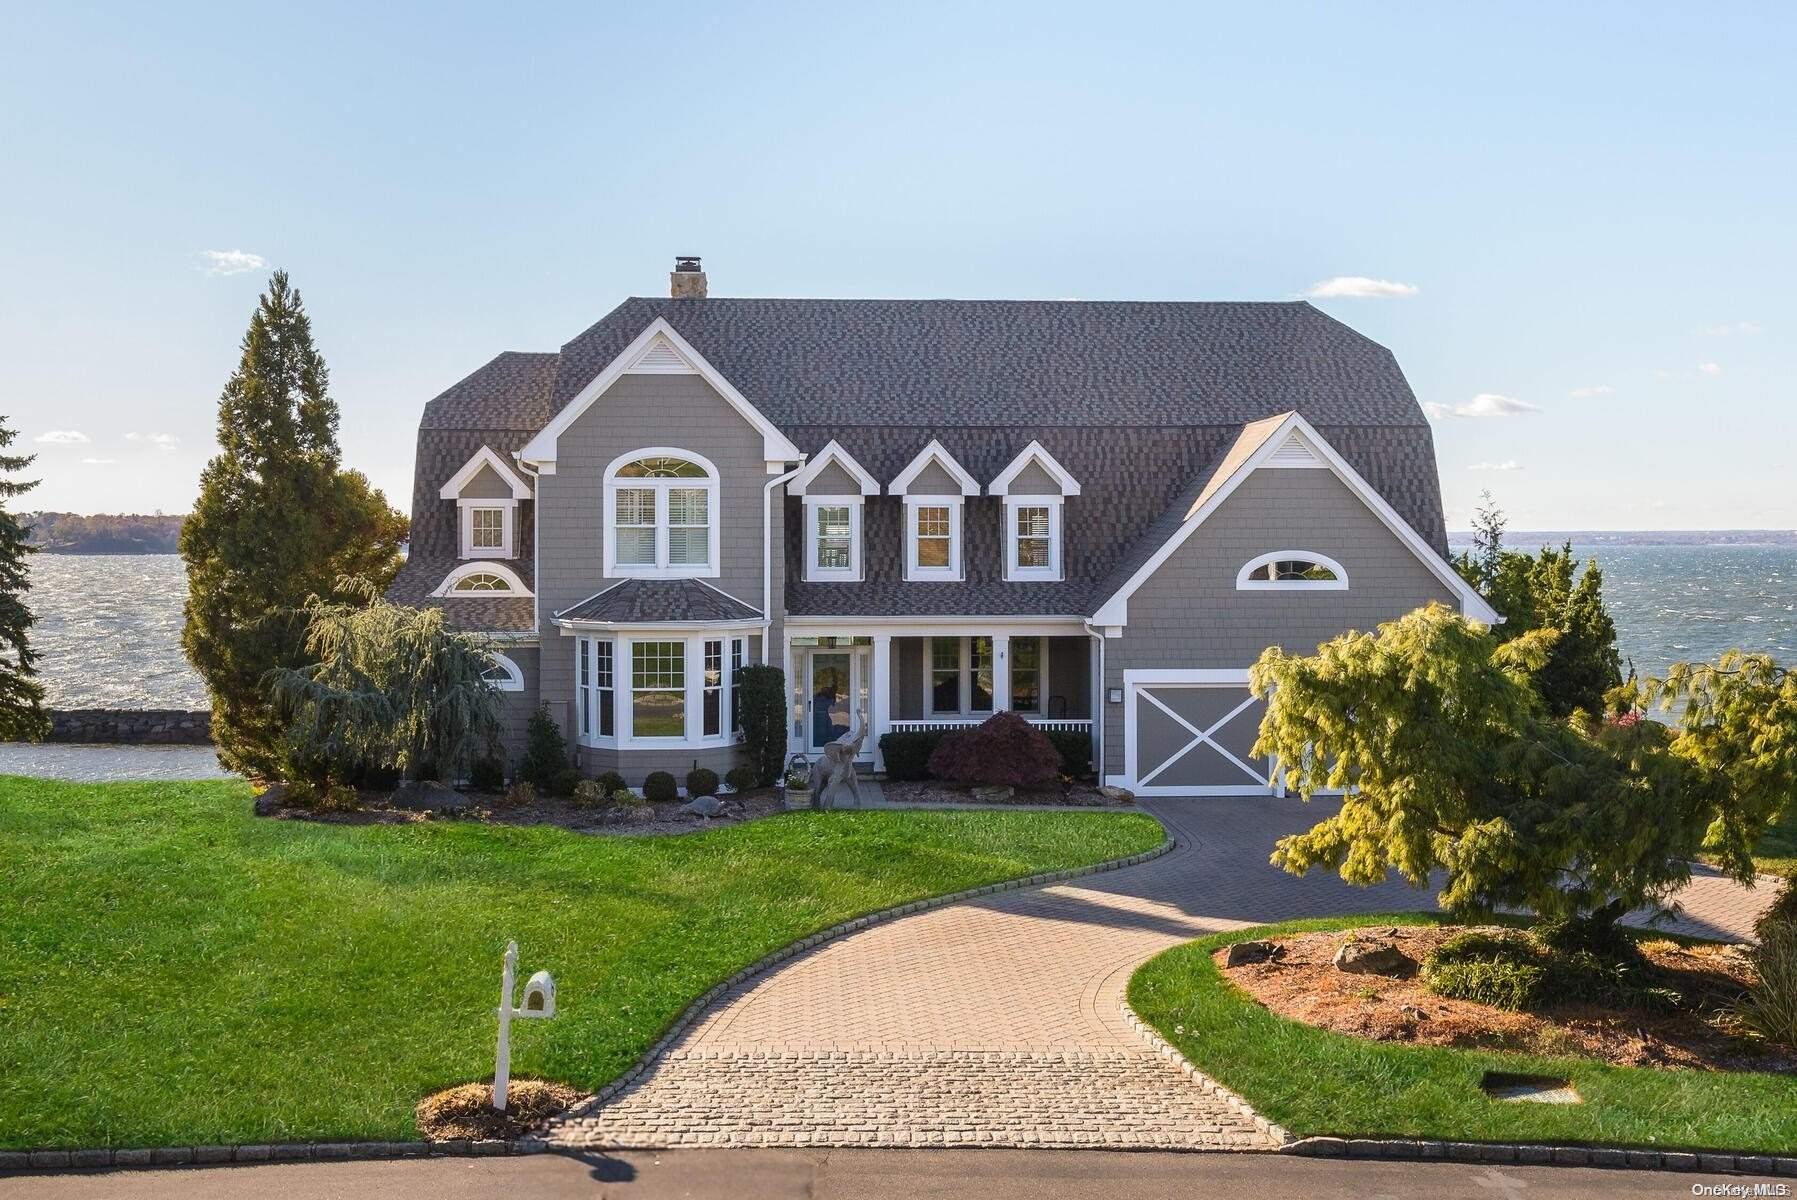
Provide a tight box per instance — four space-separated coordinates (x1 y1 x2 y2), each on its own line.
871 633 892 772
990 632 1010 713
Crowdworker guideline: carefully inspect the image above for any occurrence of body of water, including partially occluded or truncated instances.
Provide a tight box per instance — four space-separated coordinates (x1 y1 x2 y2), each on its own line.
24 543 1797 712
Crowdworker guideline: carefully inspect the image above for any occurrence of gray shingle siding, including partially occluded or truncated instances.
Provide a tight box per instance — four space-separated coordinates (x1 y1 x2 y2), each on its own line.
1100 467 1458 776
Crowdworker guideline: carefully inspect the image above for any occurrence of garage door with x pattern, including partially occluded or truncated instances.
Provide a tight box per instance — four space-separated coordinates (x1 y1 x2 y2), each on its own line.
1126 673 1274 796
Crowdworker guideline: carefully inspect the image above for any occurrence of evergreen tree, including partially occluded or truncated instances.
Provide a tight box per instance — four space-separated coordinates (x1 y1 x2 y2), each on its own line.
181 272 408 778
1453 489 1507 594
0 418 51 741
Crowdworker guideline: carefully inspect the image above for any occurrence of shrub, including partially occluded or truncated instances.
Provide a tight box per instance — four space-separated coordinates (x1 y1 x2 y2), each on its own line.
725 765 758 793
926 712 1061 789
519 706 569 790
1422 930 1550 1011
594 770 628 798
1423 926 1674 1013
1043 730 1094 780
879 730 948 782
1756 874 1797 942
468 756 505 792
1537 915 1648 973
320 782 362 812
737 665 787 786
505 781 536 807
1734 923 1797 1047
686 767 720 797
549 767 580 798
642 771 678 803
357 762 404 791
571 779 608 808
611 788 649 812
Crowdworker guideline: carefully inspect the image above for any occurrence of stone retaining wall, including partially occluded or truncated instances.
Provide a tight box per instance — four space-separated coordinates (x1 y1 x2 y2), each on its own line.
47 709 212 745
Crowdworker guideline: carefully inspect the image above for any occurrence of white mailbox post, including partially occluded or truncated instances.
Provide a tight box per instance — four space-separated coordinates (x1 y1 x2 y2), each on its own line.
493 939 557 1111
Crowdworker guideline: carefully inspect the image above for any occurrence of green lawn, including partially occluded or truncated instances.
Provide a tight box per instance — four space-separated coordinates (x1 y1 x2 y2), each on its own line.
0 777 1162 1149
1129 914 1797 1154
1750 807 1797 877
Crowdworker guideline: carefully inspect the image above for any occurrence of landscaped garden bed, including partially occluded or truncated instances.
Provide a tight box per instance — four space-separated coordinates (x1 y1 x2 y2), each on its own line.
1214 924 1789 1073
1129 914 1797 1154
877 779 1130 808
0 775 1163 1148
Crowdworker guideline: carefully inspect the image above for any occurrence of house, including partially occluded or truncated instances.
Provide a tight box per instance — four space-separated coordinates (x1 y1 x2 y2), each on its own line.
386 257 1495 796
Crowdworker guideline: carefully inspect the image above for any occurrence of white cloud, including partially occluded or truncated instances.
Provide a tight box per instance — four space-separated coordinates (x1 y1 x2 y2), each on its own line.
1305 276 1420 299
35 430 90 444
1449 392 1540 418
126 431 181 450
1698 321 1761 336
1422 401 1450 420
1569 384 1614 398
197 249 268 277
80 457 117 465
1697 361 1723 376
1468 460 1521 472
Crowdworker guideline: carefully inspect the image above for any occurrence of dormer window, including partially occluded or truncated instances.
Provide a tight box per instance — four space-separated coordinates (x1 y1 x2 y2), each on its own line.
431 561 534 598
889 439 978 583
1235 551 1348 590
440 445 533 561
990 441 1079 583
604 449 720 578
790 440 878 583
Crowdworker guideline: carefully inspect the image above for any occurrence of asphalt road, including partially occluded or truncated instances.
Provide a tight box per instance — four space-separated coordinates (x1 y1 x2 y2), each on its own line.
2 1150 1786 1199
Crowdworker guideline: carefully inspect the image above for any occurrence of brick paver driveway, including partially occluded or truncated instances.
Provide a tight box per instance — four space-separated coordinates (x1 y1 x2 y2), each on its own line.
548 797 1777 1152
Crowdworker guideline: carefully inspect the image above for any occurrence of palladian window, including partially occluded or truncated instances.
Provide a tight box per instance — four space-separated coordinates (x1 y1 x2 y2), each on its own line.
1235 551 1349 591
454 571 512 593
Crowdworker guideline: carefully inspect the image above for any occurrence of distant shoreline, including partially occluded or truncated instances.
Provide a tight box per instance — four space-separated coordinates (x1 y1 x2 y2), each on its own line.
1447 530 1797 548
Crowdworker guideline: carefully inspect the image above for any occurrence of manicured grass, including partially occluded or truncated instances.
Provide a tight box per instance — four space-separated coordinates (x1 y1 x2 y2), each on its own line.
1129 914 1797 1154
0 777 1162 1148
1750 807 1797 877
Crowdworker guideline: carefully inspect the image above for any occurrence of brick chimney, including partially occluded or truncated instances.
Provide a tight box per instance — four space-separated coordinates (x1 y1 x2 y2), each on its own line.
670 256 707 299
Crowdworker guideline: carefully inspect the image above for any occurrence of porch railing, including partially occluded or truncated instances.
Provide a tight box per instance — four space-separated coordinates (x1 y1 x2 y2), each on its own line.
887 717 1093 735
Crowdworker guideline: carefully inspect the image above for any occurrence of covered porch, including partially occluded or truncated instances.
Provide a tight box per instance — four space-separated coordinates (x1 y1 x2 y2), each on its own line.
783 621 1098 774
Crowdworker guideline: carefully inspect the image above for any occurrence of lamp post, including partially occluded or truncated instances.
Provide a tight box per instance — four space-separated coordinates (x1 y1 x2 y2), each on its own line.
493 940 556 1111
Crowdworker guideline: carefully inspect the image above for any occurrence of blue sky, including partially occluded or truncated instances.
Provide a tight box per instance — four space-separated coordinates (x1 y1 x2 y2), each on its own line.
3 2 1791 529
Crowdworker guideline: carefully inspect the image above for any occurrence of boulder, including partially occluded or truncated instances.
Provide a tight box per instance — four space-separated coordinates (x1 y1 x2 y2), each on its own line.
1097 785 1135 803
971 785 1016 804
1224 940 1282 967
679 795 723 818
1333 940 1415 977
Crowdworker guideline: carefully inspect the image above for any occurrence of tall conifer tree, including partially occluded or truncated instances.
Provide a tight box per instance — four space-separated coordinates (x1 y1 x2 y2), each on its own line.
181 272 407 777
0 417 51 741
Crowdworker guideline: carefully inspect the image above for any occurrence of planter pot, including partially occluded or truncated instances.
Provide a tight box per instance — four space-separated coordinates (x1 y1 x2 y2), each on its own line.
783 787 813 811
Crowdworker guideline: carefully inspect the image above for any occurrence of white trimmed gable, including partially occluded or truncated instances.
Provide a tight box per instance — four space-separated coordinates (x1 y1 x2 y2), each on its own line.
518 318 802 470
789 440 880 496
439 445 533 500
988 440 1082 496
887 439 979 496
1091 412 1499 627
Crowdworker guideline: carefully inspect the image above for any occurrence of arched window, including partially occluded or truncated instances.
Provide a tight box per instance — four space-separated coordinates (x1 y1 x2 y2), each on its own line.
1235 551 1348 591
481 651 525 692
432 561 533 597
603 448 720 578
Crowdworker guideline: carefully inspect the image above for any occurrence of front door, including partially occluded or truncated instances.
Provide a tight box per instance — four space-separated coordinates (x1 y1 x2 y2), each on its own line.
807 651 855 752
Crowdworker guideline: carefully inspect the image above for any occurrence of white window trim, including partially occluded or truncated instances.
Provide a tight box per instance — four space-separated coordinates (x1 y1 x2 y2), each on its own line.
431 561 534 598
438 445 533 500
904 496 963 581
483 651 525 692
804 496 863 581
602 447 722 580
458 499 517 559
1003 495 1063 582
574 630 757 749
1235 550 1350 591
573 636 619 748
888 439 980 497
988 440 1083 496
789 440 881 497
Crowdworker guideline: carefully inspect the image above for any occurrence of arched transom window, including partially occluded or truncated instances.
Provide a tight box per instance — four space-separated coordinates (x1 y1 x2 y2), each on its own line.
604 449 720 578
1235 551 1348 591
455 571 514 593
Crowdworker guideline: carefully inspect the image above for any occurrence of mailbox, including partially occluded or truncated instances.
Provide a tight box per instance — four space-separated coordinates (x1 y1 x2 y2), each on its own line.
520 969 556 1018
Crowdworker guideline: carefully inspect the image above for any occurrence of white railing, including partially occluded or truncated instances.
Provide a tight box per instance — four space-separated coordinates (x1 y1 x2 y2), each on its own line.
888 717 1093 734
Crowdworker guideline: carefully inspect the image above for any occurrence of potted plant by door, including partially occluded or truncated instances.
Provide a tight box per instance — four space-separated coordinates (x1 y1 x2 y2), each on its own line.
782 754 814 811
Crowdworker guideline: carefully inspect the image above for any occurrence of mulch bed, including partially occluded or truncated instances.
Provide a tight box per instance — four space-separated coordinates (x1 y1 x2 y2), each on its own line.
255 783 787 837
878 780 1130 807
415 1080 585 1141
1216 924 1797 1074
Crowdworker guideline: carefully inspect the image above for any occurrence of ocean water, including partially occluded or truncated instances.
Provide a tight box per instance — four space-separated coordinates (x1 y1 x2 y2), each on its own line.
23 544 1797 711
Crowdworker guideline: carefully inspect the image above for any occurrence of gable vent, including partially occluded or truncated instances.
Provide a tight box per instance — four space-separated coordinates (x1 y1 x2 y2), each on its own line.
627 335 693 375
1265 432 1325 468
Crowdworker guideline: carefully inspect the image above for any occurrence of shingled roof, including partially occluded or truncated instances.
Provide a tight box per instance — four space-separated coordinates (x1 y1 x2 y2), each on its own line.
556 580 762 625
406 295 1449 623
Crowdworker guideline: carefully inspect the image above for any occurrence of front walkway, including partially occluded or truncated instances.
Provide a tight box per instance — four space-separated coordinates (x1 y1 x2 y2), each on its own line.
547 797 1777 1152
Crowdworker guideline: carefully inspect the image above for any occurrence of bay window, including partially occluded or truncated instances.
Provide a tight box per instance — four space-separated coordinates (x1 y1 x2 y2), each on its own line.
572 632 752 747
631 641 686 737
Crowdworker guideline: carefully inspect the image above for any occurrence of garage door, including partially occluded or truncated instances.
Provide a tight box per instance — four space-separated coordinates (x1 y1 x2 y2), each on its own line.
1125 672 1275 797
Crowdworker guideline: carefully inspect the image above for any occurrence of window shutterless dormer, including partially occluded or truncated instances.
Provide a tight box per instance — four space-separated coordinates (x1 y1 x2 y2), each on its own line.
439 446 533 560
889 439 979 582
789 440 879 582
989 440 1081 582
